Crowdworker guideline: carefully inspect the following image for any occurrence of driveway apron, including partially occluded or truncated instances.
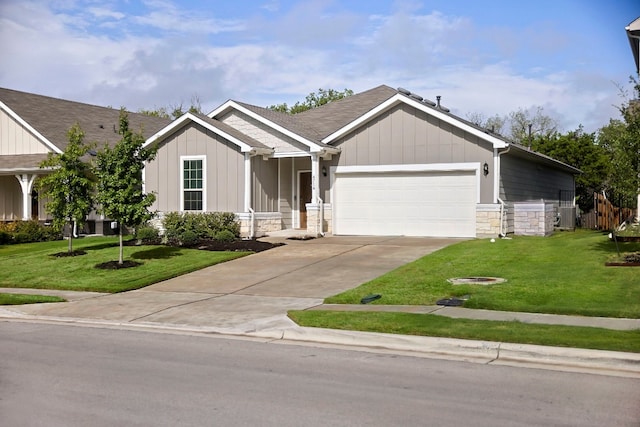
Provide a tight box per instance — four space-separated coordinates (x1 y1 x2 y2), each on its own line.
9 236 461 333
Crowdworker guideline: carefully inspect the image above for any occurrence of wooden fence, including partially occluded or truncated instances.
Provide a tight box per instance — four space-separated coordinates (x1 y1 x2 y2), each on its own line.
581 193 636 230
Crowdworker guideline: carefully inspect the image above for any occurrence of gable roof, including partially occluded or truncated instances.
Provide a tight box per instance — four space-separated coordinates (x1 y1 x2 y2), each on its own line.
0 87 171 154
209 100 338 154
626 16 640 74
144 111 272 155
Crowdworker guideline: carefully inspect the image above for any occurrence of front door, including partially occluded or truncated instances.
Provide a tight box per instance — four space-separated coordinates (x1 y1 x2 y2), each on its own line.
299 171 312 229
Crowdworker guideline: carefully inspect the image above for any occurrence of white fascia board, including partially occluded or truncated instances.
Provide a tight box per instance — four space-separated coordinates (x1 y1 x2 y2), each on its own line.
0 100 62 154
144 112 269 154
322 94 508 149
271 151 311 158
209 100 329 153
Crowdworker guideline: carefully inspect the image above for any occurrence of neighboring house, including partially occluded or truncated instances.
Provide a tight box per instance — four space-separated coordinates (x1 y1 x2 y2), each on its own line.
0 87 170 233
144 85 580 238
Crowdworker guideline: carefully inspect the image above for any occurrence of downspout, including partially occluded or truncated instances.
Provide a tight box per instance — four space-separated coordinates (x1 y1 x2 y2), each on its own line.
496 145 512 238
248 207 255 239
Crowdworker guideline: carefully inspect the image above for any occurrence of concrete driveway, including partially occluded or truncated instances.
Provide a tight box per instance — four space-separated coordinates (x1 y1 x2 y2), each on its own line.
10 236 462 333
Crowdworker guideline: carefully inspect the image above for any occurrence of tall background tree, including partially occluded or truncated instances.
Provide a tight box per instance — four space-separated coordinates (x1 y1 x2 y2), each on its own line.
268 88 354 114
37 123 95 254
598 79 640 220
139 95 203 119
95 109 157 264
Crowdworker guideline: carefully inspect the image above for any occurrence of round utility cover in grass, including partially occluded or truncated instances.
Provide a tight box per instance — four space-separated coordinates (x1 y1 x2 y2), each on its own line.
447 277 506 285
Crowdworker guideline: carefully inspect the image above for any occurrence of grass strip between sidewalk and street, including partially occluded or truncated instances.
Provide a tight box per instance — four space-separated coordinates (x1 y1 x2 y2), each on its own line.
0 293 66 305
0 237 249 293
288 310 640 353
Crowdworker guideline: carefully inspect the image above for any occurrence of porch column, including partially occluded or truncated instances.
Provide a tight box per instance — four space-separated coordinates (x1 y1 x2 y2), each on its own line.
15 174 37 220
311 153 320 203
244 153 252 212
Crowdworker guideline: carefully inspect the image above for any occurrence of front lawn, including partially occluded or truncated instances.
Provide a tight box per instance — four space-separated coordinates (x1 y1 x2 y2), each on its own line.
0 237 249 293
324 230 640 318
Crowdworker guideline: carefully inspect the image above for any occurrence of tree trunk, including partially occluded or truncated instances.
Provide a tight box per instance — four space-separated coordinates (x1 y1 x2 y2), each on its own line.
68 219 73 254
118 226 124 265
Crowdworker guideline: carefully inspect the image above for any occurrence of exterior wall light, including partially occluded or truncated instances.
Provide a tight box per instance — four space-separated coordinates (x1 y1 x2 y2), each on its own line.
322 166 327 177
483 162 489 176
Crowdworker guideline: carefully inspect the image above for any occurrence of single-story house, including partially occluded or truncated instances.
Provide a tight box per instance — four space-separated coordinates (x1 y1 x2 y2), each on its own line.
1 85 579 238
143 85 580 238
0 87 170 233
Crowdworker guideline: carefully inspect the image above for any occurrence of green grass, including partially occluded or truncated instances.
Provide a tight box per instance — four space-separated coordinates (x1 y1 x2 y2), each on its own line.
0 293 66 305
289 310 640 353
325 230 640 318
0 237 249 293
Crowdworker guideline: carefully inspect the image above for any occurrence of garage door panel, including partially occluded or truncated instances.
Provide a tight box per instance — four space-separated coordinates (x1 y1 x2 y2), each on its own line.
333 170 476 237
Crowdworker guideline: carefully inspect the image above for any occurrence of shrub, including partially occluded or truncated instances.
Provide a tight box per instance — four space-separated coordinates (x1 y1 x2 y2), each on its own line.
180 230 198 246
136 225 160 243
0 220 62 244
214 229 236 243
162 212 240 241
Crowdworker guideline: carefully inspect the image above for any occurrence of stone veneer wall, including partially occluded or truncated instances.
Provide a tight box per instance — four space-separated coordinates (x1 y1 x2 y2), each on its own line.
513 202 555 236
306 203 332 236
237 212 282 238
476 204 502 237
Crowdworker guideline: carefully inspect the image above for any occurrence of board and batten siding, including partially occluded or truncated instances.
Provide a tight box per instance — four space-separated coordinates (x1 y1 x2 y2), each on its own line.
329 103 495 203
500 155 574 203
251 157 279 212
0 176 22 220
146 123 245 213
219 111 309 155
0 108 50 155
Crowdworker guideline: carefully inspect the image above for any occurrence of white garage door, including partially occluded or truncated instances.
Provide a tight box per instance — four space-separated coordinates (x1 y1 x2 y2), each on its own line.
333 169 477 237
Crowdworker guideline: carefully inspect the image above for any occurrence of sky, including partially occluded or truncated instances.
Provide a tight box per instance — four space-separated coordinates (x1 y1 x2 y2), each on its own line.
0 0 638 134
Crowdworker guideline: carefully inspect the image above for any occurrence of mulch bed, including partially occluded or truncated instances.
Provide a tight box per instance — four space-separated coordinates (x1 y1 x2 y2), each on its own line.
95 260 143 270
50 250 87 257
125 238 284 253
605 252 640 267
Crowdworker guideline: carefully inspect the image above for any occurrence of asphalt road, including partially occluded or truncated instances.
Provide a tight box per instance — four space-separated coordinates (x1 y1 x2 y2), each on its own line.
1 321 639 427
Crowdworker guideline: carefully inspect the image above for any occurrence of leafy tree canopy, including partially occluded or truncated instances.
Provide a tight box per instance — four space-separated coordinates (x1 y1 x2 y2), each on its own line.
466 106 558 145
139 95 203 119
95 109 157 263
37 123 95 253
268 88 354 114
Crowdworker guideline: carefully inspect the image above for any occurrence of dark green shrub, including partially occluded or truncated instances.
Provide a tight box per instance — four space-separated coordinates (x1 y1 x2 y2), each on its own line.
162 212 240 241
13 232 31 244
180 230 198 246
12 220 45 241
0 230 10 244
214 229 236 243
136 226 159 242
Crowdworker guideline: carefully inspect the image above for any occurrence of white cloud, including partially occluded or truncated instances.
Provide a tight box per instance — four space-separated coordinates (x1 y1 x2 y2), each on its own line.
0 0 630 134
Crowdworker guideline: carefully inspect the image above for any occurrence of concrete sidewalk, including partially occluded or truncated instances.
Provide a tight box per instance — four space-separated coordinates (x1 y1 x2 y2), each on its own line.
1 234 639 377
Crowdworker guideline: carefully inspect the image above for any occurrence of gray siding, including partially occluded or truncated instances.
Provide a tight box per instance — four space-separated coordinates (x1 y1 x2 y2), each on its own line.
252 157 279 212
330 103 494 203
500 154 574 203
145 122 245 213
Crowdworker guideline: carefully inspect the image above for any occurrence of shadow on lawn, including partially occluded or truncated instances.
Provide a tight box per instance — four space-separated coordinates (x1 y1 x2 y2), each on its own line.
591 235 640 255
130 246 183 260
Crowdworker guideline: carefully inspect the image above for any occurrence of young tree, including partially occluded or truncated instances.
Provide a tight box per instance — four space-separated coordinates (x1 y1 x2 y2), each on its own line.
37 123 95 253
268 88 354 114
95 109 157 264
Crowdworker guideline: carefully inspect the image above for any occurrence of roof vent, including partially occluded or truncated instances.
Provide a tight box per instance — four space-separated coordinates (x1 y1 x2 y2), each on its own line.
422 99 436 107
409 93 423 101
397 87 411 95
435 96 450 112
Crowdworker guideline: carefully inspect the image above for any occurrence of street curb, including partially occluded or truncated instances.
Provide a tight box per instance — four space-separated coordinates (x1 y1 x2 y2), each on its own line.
257 327 640 378
3 313 639 378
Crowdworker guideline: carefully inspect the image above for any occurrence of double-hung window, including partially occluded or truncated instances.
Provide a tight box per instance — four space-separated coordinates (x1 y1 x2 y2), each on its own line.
181 156 206 211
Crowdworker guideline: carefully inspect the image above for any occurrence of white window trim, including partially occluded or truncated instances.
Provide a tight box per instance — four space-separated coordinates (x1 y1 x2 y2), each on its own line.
180 155 207 212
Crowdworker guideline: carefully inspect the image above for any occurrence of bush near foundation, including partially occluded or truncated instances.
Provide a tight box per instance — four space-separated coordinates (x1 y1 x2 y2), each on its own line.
162 212 240 245
0 220 62 244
